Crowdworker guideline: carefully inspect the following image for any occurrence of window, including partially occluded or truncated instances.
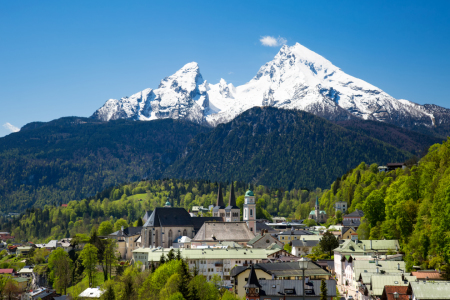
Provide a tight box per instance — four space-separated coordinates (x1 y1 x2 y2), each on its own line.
250 209 253 216
183 229 187 236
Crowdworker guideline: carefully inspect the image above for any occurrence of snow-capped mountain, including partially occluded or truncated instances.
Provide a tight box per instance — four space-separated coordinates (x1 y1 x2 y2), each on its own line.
92 43 448 132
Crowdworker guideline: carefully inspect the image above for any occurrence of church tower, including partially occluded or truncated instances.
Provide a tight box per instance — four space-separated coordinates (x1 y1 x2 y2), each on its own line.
244 186 256 233
225 182 240 222
315 196 320 221
213 183 226 220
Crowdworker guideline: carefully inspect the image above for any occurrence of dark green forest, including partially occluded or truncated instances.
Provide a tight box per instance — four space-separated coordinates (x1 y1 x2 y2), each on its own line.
164 107 413 189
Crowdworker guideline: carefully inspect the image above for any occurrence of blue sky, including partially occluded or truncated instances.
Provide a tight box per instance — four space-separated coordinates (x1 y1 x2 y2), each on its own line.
1 1 450 137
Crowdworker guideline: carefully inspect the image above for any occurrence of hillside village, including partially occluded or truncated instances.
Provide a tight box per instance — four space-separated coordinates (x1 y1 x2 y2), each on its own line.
0 181 447 300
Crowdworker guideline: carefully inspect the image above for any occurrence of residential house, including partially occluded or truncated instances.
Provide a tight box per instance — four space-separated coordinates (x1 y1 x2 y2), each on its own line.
291 238 321 256
386 163 406 172
0 269 14 275
233 262 334 298
18 267 34 278
59 238 72 252
343 209 364 229
255 221 278 234
13 277 30 292
247 232 283 249
410 270 444 281
278 229 316 244
342 227 357 239
334 239 400 288
23 287 59 300
406 281 450 300
16 246 33 256
335 201 348 214
381 286 409 300
109 226 142 260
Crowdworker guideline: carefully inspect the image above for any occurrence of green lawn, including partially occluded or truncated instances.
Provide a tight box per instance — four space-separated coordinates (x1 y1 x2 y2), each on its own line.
125 193 149 201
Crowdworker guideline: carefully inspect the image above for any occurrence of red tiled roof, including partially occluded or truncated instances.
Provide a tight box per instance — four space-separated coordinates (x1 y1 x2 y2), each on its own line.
411 271 443 280
0 269 14 274
383 286 409 300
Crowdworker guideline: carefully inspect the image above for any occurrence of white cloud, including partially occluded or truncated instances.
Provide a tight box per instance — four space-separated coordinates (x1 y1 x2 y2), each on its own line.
228 71 234 75
3 123 20 133
260 36 287 47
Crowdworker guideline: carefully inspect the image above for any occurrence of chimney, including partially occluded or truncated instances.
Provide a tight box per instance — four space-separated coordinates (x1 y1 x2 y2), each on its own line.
121 226 124 232
376 267 379 273
398 263 400 270
370 240 372 249
364 244 366 251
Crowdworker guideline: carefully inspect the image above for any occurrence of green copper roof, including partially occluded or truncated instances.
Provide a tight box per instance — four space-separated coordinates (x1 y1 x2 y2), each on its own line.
245 190 254 197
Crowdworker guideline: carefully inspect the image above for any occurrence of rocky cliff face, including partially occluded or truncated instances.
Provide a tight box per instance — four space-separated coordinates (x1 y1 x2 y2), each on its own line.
91 43 450 136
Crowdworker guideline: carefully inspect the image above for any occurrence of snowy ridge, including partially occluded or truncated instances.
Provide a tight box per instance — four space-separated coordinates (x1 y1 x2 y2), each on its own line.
92 43 447 131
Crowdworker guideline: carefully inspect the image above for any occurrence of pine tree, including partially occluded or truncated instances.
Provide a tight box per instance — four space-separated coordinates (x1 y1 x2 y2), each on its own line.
320 279 327 300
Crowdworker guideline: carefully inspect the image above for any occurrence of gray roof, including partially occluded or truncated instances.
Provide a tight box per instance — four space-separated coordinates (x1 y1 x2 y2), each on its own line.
143 207 194 227
279 230 316 236
256 222 278 234
231 261 331 278
192 222 255 242
345 209 364 218
408 281 450 299
291 239 320 248
343 219 361 227
259 279 337 297
191 217 222 231
110 226 142 237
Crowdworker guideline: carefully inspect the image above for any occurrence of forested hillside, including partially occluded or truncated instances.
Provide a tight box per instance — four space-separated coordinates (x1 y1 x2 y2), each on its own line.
164 107 411 189
0 179 322 243
336 119 443 155
0 117 209 212
319 138 450 271
1 107 442 213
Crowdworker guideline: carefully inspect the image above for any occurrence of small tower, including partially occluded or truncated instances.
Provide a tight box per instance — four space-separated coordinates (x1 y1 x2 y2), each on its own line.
244 185 256 233
225 182 240 222
213 183 226 220
164 197 172 207
315 196 320 221
244 264 261 300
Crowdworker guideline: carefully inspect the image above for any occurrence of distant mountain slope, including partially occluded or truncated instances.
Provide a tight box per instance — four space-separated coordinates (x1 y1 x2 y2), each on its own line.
163 107 411 189
0 117 209 211
335 119 444 155
91 43 450 137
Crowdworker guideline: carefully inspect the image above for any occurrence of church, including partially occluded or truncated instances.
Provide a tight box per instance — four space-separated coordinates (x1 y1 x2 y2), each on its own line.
141 199 221 248
308 197 328 223
141 182 257 248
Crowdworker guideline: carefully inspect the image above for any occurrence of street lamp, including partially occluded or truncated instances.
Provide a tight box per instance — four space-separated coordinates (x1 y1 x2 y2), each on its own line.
394 292 399 299
298 258 309 300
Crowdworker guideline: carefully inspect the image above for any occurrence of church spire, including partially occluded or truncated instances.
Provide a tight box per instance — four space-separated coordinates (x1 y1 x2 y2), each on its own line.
216 183 225 207
244 264 262 288
228 181 236 207
315 196 319 209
